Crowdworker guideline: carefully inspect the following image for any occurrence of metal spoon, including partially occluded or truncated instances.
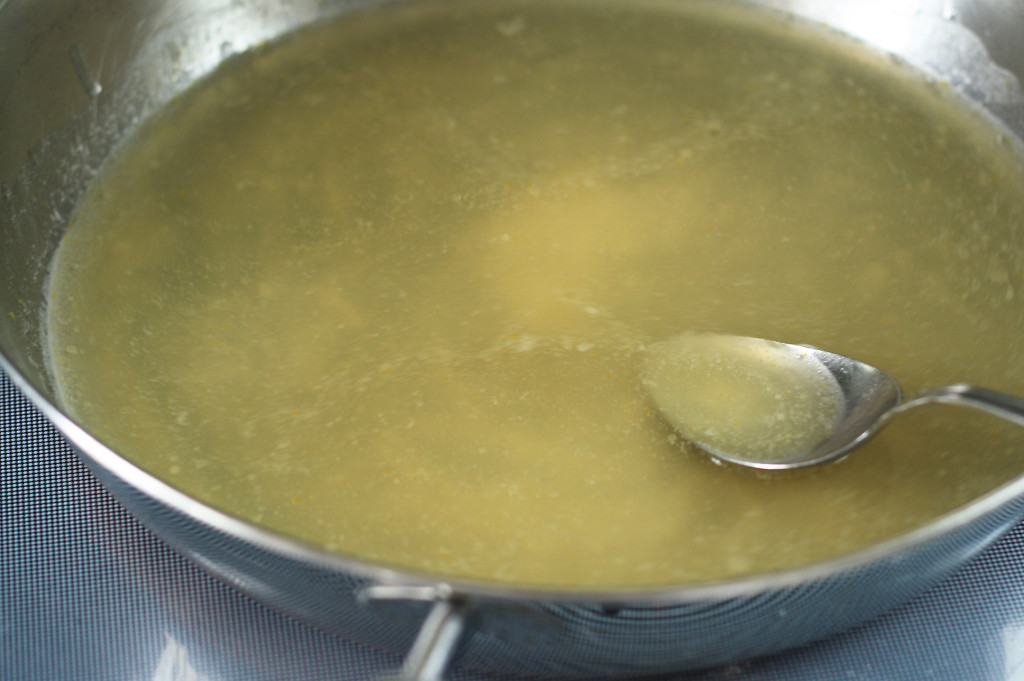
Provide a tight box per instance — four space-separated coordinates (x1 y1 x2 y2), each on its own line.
643 334 1024 471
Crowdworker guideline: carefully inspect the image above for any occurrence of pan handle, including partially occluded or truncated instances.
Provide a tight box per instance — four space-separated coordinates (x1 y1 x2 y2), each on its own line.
359 584 470 681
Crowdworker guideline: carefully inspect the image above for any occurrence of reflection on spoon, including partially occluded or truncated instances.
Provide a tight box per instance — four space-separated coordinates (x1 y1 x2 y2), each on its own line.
642 333 1024 470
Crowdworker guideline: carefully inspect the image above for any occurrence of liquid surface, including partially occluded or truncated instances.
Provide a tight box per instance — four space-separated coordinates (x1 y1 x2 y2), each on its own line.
643 334 843 463
47 0 1024 587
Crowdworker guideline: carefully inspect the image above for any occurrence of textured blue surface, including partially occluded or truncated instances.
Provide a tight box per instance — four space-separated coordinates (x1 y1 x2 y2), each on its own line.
4 367 1024 681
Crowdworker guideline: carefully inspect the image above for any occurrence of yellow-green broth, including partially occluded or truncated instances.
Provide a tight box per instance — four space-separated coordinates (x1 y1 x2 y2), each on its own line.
47 0 1024 587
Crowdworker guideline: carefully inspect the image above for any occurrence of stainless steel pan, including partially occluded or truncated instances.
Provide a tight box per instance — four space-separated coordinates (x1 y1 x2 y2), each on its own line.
2 0 1024 677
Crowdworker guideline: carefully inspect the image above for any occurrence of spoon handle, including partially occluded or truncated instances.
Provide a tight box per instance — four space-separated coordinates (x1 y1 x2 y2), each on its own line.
895 384 1024 428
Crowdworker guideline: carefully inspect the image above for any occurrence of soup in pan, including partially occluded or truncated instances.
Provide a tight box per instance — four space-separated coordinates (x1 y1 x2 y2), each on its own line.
46 0 1024 587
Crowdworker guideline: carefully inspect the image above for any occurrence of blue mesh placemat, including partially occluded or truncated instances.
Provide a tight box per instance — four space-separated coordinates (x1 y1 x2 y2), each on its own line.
3 367 1024 681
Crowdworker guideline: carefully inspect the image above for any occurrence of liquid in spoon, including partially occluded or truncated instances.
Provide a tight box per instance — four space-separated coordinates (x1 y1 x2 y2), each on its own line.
642 334 844 462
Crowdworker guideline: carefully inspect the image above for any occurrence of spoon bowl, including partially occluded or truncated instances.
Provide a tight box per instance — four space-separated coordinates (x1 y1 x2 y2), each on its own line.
643 334 1024 470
